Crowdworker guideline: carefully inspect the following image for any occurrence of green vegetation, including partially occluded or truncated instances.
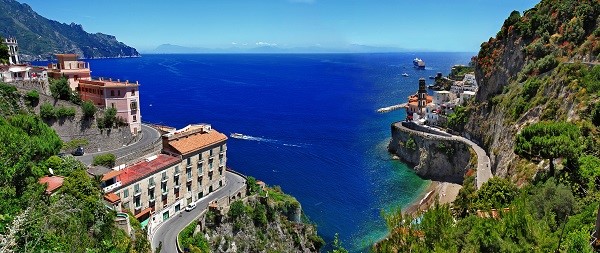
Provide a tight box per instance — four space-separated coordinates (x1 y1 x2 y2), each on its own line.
92 153 116 168
0 110 150 252
97 107 120 129
49 77 72 101
0 36 8 64
63 138 89 151
329 233 349 253
449 65 474 80
81 100 97 119
447 106 470 131
24 90 39 107
0 83 20 116
515 121 581 175
39 102 76 119
179 221 210 253
404 136 417 151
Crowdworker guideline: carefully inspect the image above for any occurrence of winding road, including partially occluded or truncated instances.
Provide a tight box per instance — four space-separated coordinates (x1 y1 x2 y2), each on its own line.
394 122 492 189
151 171 247 253
75 124 161 165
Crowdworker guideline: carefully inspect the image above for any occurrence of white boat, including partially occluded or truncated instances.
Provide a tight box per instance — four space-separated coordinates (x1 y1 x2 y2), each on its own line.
413 58 426 69
402 73 409 77
230 133 250 140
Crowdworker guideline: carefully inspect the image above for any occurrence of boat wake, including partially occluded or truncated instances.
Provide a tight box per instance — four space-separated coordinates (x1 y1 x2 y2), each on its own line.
230 133 304 147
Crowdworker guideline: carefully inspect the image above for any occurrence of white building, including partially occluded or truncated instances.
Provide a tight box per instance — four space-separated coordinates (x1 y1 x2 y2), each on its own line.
432 90 452 106
461 91 476 104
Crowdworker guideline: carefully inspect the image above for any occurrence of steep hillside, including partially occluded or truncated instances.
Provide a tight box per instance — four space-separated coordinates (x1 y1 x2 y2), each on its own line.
461 0 599 180
0 0 139 60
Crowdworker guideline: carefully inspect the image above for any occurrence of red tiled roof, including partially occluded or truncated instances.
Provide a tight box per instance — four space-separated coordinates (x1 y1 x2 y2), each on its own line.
118 154 181 187
104 192 121 203
39 176 64 194
167 130 227 156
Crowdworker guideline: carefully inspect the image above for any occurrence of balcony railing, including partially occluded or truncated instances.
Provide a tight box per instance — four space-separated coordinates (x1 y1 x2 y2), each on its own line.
187 177 193 183
135 205 142 211
148 184 155 190
149 198 155 203
103 181 122 193
161 176 168 183
162 191 168 197
134 190 142 197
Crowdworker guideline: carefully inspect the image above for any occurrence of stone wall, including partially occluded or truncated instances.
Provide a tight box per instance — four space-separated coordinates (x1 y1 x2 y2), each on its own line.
388 122 473 184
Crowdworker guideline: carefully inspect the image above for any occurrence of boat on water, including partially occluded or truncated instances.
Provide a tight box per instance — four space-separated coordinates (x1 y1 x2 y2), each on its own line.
230 133 249 139
413 58 426 69
402 73 409 77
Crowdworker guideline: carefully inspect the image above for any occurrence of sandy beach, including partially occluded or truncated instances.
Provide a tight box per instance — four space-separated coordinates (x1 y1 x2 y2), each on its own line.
403 180 462 215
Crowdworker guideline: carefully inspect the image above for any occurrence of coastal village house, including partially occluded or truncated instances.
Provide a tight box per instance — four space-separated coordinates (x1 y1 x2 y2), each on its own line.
91 124 228 231
405 73 477 126
47 54 91 90
0 38 48 82
47 53 141 134
78 78 141 134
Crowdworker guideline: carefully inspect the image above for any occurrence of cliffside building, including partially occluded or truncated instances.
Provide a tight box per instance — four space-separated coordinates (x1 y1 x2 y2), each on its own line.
47 54 91 90
161 124 228 199
78 78 141 134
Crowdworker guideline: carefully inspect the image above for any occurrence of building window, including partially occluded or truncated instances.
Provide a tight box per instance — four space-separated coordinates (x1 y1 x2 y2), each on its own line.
123 201 129 209
101 90 103 95
186 184 191 192
161 182 167 192
124 189 129 198
149 190 154 200
209 149 213 156
131 89 135 95
118 90 121 96
135 197 141 208
149 177 154 186
111 103 115 109
186 167 192 178
111 90 114 96
133 115 137 122
130 101 138 111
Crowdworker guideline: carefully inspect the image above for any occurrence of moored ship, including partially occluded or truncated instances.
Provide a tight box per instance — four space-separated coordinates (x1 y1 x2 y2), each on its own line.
413 58 425 69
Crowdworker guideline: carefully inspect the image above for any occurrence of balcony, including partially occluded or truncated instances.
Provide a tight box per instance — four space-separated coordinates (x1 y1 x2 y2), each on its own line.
149 198 155 203
197 160 204 166
134 190 142 197
186 163 192 169
162 191 168 198
103 181 122 193
148 184 155 190
135 205 142 211
174 185 180 190
186 177 193 183
174 171 180 177
161 176 168 183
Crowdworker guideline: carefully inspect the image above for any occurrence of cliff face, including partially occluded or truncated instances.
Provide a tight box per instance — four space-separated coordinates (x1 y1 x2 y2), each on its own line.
0 0 139 60
388 123 473 184
462 0 599 179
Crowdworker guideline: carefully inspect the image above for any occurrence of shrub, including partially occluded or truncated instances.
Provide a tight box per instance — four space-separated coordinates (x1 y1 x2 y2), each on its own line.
40 102 56 119
82 101 96 119
228 200 245 220
69 91 82 105
103 107 117 128
55 106 76 118
49 77 71 100
92 153 116 167
24 90 39 106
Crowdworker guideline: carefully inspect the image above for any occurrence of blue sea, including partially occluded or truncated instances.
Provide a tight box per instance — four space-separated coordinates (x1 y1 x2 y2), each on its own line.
39 53 472 251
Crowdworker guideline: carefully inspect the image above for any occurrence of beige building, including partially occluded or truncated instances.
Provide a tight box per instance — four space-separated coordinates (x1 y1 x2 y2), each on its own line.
95 124 228 229
161 124 228 201
47 54 91 90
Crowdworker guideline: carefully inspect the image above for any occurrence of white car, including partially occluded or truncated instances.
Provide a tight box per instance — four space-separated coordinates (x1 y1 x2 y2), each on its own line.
185 203 196 212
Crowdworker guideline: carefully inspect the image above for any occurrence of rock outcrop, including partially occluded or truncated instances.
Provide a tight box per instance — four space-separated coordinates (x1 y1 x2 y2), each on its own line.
388 122 474 184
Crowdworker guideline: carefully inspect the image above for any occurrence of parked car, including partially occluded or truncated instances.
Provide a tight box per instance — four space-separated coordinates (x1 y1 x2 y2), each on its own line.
185 203 197 212
71 146 84 156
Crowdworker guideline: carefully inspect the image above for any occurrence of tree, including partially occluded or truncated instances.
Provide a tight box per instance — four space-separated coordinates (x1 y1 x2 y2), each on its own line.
49 77 71 100
81 101 97 119
329 233 348 253
24 90 39 107
0 37 8 64
92 153 116 168
474 177 518 210
103 107 117 128
228 200 245 220
515 121 581 175
577 155 600 191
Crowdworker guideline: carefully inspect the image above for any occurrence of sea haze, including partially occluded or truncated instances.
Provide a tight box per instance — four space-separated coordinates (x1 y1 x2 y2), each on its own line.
56 53 472 251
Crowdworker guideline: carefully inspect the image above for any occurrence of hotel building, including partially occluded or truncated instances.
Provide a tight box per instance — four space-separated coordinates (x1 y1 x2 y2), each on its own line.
95 124 228 229
47 54 91 90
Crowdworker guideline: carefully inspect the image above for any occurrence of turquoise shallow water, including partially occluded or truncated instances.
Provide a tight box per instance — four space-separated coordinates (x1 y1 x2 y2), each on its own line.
38 52 471 251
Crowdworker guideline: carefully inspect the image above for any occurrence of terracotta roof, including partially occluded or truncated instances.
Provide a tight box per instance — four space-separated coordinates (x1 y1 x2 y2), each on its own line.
117 154 181 188
135 207 153 219
39 176 64 194
104 192 121 203
102 170 122 181
167 130 227 155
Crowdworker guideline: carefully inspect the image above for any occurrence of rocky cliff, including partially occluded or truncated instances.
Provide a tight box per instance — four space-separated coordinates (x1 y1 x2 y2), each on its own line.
388 122 475 184
461 0 599 181
0 0 139 60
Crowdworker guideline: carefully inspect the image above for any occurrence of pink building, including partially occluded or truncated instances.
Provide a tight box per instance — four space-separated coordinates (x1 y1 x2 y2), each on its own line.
47 54 91 90
79 78 141 135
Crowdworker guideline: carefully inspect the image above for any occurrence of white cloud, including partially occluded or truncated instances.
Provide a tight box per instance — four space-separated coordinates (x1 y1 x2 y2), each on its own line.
231 42 237 45
256 42 278 46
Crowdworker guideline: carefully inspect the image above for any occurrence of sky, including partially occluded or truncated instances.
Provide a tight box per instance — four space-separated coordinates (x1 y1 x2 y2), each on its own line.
19 0 539 52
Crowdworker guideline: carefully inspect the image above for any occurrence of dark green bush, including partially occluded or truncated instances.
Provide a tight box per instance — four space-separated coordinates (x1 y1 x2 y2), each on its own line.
24 90 39 106
55 106 75 118
40 102 56 119
92 153 116 167
81 101 96 119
